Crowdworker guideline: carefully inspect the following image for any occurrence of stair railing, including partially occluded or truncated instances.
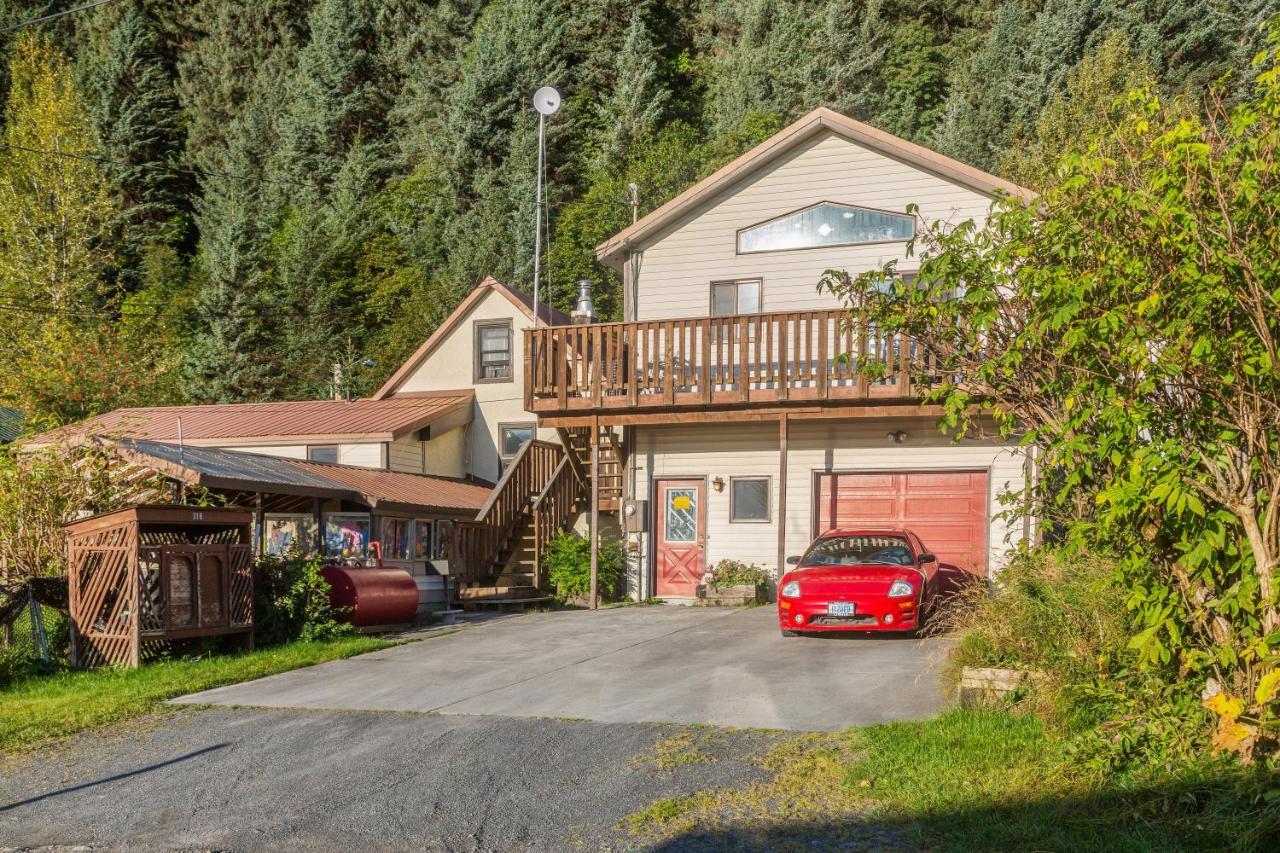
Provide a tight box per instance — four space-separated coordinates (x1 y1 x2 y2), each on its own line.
461 439 564 583
529 456 586 590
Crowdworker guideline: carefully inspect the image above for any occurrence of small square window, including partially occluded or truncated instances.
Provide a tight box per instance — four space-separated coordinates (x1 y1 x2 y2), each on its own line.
308 445 339 464
499 423 535 463
730 477 770 522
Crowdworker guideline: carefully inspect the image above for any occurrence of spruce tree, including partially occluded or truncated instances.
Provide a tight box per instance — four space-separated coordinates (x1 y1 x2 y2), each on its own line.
593 9 671 173
79 0 192 291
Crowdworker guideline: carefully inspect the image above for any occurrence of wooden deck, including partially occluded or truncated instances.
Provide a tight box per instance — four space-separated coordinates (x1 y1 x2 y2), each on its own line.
524 310 938 423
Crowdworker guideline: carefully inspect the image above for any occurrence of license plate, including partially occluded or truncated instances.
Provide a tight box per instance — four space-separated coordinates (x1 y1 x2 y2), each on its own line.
827 601 856 616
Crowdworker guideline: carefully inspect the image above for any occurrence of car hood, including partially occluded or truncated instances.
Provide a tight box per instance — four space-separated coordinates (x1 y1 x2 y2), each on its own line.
784 565 917 596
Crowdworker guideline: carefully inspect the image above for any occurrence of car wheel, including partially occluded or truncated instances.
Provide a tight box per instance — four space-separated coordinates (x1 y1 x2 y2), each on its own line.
780 628 800 637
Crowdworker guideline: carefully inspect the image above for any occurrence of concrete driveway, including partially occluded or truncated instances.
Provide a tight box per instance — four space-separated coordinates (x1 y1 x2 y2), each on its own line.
175 605 950 731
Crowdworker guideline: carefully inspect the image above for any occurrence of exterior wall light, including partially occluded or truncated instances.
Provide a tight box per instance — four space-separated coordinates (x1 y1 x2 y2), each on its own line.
712 476 725 492
886 430 908 443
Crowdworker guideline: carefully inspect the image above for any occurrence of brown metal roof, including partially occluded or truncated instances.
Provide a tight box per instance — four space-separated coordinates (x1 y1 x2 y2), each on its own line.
27 391 474 447
118 440 491 515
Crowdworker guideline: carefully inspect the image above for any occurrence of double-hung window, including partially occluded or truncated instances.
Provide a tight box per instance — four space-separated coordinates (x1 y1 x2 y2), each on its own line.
474 320 513 382
710 279 761 347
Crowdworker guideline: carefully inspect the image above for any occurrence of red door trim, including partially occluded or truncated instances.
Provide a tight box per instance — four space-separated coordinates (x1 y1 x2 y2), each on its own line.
650 476 708 598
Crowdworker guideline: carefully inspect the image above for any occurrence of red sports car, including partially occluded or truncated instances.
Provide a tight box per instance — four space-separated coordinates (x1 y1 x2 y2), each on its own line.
777 528 939 636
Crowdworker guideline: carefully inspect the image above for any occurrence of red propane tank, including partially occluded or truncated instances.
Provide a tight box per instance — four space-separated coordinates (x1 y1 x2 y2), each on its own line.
320 565 419 627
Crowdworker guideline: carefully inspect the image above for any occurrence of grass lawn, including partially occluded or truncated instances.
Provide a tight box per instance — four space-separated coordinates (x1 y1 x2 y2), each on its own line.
0 635 391 753
623 707 1278 851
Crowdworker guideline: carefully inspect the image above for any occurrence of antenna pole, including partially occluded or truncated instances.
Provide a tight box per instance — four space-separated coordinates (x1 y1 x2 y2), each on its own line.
531 111 546 329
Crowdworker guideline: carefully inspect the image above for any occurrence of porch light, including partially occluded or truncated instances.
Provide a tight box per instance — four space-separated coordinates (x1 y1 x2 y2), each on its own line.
712 476 725 492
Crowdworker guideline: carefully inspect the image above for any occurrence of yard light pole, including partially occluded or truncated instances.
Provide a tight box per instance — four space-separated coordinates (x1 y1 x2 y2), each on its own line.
531 86 561 328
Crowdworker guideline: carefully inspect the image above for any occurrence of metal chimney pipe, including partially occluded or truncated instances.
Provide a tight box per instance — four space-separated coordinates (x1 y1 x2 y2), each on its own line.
572 279 597 324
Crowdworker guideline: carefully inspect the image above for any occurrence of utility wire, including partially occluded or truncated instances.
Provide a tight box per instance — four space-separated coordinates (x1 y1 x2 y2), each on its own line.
1 0 114 34
0 141 636 210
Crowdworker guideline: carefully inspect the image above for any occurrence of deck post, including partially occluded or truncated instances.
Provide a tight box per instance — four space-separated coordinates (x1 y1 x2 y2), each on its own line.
589 418 600 610
312 497 323 556
777 414 789 578
253 492 264 557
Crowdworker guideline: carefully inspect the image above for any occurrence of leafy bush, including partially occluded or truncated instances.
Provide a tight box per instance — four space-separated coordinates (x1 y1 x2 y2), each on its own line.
253 553 353 646
543 531 624 603
944 550 1210 771
708 559 770 588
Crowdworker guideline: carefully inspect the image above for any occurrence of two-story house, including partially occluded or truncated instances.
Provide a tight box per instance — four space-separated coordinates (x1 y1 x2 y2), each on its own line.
36 108 1038 611
523 107 1037 600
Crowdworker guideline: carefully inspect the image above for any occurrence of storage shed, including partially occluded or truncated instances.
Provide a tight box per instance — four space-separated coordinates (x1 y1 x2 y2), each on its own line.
65 505 254 668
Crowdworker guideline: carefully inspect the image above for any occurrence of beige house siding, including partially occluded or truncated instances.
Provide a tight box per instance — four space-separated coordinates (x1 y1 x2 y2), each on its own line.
630 131 995 321
222 443 308 460
628 418 1025 599
425 426 467 478
212 442 384 468
388 434 425 473
389 287 554 482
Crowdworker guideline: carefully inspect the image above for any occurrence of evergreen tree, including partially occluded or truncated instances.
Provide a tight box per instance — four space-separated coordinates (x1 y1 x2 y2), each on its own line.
1002 31 1154 189
271 0 390 194
79 0 192 291
592 9 671 173
182 99 283 403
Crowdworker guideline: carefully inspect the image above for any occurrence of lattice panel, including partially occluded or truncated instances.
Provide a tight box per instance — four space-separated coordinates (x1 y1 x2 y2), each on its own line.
71 541 136 668
229 545 253 628
138 547 164 635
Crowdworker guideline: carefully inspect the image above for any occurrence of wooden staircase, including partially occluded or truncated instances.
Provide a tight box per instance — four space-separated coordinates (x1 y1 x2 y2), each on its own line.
558 426 624 512
451 439 587 607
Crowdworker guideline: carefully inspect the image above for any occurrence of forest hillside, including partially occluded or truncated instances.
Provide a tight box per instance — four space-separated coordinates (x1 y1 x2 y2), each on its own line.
0 0 1273 422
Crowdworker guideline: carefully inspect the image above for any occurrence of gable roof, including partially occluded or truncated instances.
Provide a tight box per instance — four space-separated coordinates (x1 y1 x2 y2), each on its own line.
595 107 1036 270
118 439 490 515
373 276 570 400
26 391 473 448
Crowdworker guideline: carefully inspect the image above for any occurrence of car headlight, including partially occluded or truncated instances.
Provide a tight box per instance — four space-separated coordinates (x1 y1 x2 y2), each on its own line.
887 580 914 598
780 581 801 598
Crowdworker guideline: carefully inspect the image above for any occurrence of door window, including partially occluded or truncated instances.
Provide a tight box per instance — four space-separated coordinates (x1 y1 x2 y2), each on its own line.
664 488 698 542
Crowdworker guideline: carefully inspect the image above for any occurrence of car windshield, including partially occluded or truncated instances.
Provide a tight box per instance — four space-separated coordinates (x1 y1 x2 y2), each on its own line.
800 535 914 567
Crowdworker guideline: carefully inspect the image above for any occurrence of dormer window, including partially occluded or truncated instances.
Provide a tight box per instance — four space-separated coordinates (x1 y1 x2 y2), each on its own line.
737 202 914 254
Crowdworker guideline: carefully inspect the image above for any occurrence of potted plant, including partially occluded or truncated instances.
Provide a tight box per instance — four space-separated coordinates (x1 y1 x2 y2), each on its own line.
697 559 770 606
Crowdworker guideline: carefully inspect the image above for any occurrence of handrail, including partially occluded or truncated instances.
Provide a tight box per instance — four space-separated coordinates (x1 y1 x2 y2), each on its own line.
524 309 935 414
473 439 560 522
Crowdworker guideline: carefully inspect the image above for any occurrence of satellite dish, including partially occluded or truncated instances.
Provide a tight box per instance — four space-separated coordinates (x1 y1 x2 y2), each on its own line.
533 86 561 116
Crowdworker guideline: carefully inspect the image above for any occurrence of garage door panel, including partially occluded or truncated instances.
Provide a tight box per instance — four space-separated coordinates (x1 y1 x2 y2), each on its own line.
817 471 989 573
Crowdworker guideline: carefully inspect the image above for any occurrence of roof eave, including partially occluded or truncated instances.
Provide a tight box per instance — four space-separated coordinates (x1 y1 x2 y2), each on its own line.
594 107 1036 267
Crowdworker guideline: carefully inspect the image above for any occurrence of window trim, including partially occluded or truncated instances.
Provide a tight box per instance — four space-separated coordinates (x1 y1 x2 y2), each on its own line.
735 200 917 256
709 278 764 318
473 318 514 384
497 421 536 465
307 444 340 464
729 475 772 523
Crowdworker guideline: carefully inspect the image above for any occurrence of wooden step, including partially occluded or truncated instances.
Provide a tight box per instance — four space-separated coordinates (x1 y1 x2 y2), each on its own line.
495 572 535 586
457 584 542 601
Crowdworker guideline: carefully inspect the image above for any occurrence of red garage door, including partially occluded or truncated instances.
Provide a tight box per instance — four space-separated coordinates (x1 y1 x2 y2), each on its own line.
815 471 989 573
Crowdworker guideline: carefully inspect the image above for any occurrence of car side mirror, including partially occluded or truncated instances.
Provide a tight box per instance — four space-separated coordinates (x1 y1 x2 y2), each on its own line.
918 553 936 564
786 555 801 565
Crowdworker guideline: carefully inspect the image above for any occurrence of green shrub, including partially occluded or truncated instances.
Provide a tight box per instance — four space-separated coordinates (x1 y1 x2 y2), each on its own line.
543 531 624 603
708 559 770 588
252 552 354 646
943 549 1209 772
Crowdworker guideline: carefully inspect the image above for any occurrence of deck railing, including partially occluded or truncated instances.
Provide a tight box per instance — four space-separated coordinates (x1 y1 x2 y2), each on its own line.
524 310 937 414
